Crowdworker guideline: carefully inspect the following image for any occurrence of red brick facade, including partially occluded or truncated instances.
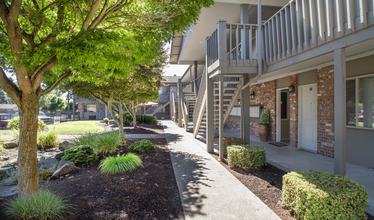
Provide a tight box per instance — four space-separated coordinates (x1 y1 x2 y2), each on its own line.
249 81 276 141
289 75 298 148
99 103 106 119
224 117 241 132
317 65 335 158
78 103 84 120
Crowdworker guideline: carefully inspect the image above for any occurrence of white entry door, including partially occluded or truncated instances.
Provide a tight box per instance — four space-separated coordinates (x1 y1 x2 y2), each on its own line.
299 84 317 152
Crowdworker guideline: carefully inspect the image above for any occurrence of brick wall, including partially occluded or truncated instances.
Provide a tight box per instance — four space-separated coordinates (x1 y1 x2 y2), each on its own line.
249 81 276 141
290 75 298 148
78 103 84 120
98 103 105 119
224 117 241 132
317 65 335 158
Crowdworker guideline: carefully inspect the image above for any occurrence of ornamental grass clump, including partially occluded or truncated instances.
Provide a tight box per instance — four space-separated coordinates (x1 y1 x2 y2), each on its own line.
73 132 98 147
38 126 60 150
92 131 122 155
128 139 156 153
282 171 368 220
7 190 73 220
61 145 98 167
99 153 142 175
227 145 266 170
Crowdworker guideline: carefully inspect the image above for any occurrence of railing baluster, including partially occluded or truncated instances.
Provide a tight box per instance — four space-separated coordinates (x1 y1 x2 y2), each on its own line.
310 0 318 46
290 1 298 54
336 0 344 36
242 25 246 65
317 0 326 42
276 14 282 60
347 0 355 32
268 21 274 63
280 10 287 59
296 0 304 51
302 0 311 49
229 25 232 66
249 25 253 66
272 18 277 61
327 0 334 40
359 0 368 27
285 6 292 57
264 24 269 64
236 25 239 65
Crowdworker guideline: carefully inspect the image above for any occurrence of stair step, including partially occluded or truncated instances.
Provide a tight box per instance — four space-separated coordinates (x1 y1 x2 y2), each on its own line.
213 81 241 84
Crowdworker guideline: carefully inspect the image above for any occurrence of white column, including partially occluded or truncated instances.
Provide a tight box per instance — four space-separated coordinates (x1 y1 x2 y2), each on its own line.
363 78 373 128
177 79 182 127
219 74 224 161
334 48 346 176
241 75 250 144
257 0 262 75
206 75 214 153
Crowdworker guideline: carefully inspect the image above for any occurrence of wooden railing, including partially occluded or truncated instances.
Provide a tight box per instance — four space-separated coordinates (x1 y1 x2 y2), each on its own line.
193 69 207 135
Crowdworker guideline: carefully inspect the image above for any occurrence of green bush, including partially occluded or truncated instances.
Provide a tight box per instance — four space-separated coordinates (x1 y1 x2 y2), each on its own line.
61 145 98 167
103 118 110 125
128 139 156 153
219 137 248 159
38 126 59 150
136 114 142 123
7 116 48 132
88 115 96 120
92 131 122 155
7 190 73 220
39 169 54 180
134 115 157 124
227 145 266 170
73 133 98 147
259 109 271 125
99 153 142 175
282 171 368 219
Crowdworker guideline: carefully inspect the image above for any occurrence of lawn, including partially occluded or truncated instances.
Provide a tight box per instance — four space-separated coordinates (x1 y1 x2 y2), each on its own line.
0 130 14 135
48 120 105 135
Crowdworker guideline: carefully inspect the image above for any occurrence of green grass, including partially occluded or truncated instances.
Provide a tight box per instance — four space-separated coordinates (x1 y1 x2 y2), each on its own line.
48 120 104 135
7 190 73 220
93 131 122 155
99 153 142 175
0 137 15 142
0 130 14 135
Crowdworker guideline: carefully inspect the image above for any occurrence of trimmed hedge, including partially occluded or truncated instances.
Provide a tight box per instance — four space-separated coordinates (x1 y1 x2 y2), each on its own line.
88 115 96 120
135 115 157 125
227 145 266 170
282 171 368 219
128 139 156 153
218 137 248 159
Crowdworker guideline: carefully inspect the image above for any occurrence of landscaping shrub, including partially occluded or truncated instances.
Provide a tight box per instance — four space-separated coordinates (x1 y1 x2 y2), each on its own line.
259 109 271 125
88 115 96 120
282 171 368 219
61 145 98 167
92 131 122 155
99 153 142 175
227 145 266 170
7 190 73 220
136 114 142 123
103 118 110 125
219 137 248 159
73 133 98 147
39 169 54 180
134 115 157 124
38 126 59 150
128 139 156 153
7 116 48 132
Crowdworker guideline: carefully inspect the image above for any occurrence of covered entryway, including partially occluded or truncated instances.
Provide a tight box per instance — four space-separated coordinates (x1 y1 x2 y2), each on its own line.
298 84 317 152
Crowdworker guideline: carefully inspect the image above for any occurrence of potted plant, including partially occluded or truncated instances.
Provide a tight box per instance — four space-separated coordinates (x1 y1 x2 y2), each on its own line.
258 109 270 142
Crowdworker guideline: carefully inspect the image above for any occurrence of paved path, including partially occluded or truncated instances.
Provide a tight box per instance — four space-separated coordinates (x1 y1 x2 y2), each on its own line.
124 134 166 139
162 120 280 220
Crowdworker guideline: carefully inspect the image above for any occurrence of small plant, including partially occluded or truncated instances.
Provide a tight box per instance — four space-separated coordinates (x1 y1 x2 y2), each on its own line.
93 131 122 155
39 169 54 180
1 172 18 184
103 118 110 125
0 145 5 152
182 119 185 126
73 132 98 147
7 116 48 132
99 153 142 175
219 137 248 159
7 190 73 220
38 126 60 150
259 109 271 125
128 139 156 153
227 145 267 170
61 145 98 167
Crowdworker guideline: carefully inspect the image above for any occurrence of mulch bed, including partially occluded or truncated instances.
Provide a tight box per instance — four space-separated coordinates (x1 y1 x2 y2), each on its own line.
123 124 165 135
0 138 184 220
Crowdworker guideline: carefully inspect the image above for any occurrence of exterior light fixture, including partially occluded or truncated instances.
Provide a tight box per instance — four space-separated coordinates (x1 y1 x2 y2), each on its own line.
289 85 295 93
250 91 255 99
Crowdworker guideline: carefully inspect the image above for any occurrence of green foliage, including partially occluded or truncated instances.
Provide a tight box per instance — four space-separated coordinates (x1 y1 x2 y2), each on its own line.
128 139 156 153
88 115 97 120
39 169 55 180
282 171 368 219
220 137 248 159
103 118 110 125
7 190 73 220
135 115 158 124
7 117 48 132
99 153 142 175
61 145 98 167
38 126 60 150
0 89 15 104
73 133 98 147
49 95 67 111
92 131 122 155
259 109 271 125
227 145 267 170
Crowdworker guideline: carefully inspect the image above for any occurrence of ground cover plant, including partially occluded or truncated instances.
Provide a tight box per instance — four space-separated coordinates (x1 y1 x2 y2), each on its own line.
61 145 98 167
48 121 104 135
99 153 142 175
38 127 60 150
7 190 73 220
93 131 123 155
128 139 156 153
227 145 267 170
73 133 98 147
282 171 368 219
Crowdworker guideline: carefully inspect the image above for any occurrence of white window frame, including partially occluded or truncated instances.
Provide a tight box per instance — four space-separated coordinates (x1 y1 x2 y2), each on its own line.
346 73 374 130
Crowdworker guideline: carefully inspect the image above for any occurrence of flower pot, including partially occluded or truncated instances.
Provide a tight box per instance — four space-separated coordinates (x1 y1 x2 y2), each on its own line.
258 124 270 142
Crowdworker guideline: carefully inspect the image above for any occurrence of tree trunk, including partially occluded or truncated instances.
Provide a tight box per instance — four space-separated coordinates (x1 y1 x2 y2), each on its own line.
18 93 40 198
132 101 137 128
118 98 124 137
107 95 123 137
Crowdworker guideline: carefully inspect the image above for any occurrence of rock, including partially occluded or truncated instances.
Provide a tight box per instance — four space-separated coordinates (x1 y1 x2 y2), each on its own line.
51 160 79 179
1 157 9 161
58 141 71 151
0 167 12 180
54 152 64 161
38 157 58 171
3 141 18 149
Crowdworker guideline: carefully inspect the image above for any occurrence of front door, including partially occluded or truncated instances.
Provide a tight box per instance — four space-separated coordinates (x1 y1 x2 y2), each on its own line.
300 84 317 152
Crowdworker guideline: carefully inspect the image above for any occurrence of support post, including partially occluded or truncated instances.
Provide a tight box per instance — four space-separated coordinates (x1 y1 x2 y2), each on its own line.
240 4 250 60
334 48 346 176
217 20 227 73
257 0 262 75
73 94 76 120
177 79 182 127
241 75 251 144
219 74 224 161
206 73 214 153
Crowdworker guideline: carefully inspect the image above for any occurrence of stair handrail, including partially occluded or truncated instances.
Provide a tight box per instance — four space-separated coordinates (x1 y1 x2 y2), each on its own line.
179 81 189 128
151 101 170 116
193 68 206 134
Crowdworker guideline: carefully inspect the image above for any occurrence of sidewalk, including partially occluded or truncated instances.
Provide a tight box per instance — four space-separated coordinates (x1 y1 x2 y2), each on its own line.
162 120 280 220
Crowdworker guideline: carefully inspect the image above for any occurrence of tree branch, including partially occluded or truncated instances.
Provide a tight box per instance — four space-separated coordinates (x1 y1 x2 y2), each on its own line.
33 57 59 90
41 70 72 96
82 0 103 30
0 1 9 26
0 67 21 105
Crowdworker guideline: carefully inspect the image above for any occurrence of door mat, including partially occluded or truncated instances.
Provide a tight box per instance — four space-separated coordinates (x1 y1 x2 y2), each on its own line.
269 142 288 147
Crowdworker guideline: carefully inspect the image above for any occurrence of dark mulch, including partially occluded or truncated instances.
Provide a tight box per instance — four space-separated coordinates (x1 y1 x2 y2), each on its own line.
0 138 184 220
123 123 165 135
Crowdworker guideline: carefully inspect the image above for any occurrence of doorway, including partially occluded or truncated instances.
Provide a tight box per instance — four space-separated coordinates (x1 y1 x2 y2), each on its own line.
298 84 318 152
276 88 290 143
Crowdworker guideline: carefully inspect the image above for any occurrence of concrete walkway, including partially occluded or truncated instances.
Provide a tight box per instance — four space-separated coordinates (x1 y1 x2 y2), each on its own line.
124 134 166 139
162 120 280 220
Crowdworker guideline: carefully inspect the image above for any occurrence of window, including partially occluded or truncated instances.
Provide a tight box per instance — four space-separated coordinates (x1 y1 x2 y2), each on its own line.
346 75 374 129
159 87 166 94
84 104 97 113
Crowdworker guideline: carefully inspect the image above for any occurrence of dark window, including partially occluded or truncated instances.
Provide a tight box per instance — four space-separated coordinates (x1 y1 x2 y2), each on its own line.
281 92 288 119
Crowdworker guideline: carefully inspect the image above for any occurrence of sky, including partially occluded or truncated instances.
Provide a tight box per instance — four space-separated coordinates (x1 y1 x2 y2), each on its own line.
163 64 190 76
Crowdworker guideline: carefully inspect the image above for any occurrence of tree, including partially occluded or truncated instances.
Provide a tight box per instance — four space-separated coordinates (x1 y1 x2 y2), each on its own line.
39 93 52 110
49 95 66 111
0 0 213 198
